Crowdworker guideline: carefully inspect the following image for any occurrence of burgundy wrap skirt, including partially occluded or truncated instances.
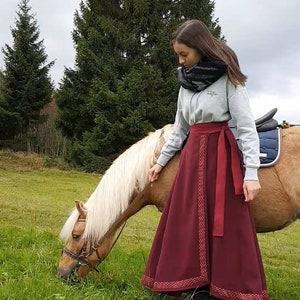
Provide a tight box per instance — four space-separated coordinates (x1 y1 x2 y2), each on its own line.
142 122 268 300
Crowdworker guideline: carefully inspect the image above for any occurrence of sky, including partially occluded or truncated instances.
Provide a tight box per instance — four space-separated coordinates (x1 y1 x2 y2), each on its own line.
0 0 299 124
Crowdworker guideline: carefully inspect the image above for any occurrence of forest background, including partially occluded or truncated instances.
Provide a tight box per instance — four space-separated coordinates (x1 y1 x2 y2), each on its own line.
0 0 228 173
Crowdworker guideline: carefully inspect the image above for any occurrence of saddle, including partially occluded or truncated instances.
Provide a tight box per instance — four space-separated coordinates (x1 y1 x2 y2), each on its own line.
255 107 278 132
230 108 281 167
255 108 281 167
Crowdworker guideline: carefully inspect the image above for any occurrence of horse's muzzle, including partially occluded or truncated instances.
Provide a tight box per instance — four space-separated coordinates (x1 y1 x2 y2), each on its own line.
57 266 81 285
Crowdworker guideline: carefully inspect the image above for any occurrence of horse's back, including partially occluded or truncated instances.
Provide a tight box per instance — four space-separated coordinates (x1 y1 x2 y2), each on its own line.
149 126 300 233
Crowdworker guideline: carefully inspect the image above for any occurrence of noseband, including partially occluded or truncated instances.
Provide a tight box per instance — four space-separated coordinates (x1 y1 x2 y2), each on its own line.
62 241 102 273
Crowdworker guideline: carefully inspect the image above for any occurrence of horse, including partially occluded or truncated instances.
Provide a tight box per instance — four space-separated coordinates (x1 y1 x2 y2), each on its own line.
58 118 300 284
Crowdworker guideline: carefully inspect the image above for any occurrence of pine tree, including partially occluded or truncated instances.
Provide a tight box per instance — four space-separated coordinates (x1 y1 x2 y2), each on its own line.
0 0 54 143
56 0 222 172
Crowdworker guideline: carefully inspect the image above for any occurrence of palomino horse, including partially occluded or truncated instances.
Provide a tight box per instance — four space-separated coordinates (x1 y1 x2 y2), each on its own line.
58 120 300 283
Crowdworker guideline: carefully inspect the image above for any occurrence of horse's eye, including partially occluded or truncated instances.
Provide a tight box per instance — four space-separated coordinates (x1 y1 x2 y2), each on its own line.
72 234 81 240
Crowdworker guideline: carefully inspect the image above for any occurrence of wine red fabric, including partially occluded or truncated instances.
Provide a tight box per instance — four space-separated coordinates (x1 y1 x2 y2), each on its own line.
142 122 268 300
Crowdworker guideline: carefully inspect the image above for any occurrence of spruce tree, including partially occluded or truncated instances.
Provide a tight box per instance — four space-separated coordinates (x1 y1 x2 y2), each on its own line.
0 0 54 142
56 0 222 172
0 70 20 141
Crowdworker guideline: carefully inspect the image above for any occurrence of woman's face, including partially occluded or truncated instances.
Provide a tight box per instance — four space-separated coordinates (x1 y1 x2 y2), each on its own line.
173 41 202 69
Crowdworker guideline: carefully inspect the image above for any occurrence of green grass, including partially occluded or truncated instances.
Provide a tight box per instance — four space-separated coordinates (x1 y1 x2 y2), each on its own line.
0 151 299 299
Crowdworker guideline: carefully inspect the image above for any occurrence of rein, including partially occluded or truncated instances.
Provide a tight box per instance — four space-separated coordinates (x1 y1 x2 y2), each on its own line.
62 218 127 274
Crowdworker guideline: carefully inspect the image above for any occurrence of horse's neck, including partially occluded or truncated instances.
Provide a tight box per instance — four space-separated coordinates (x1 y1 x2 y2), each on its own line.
82 125 172 243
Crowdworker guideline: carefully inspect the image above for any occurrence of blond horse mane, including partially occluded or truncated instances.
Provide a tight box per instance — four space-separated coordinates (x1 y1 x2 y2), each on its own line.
59 124 173 242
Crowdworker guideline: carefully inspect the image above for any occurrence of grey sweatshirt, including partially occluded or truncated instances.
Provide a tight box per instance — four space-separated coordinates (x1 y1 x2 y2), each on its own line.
157 75 260 180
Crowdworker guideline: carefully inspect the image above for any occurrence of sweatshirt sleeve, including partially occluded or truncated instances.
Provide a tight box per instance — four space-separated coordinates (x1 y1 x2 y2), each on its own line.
227 80 260 180
157 88 190 166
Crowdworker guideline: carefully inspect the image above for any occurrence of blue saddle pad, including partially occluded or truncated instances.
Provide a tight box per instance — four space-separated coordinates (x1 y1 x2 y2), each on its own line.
258 128 281 167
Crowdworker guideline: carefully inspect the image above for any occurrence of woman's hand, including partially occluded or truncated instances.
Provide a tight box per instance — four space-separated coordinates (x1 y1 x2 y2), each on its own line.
243 180 261 202
149 164 163 182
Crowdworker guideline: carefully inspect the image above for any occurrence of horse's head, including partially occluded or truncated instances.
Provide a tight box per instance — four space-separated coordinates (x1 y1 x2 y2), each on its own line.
57 201 107 284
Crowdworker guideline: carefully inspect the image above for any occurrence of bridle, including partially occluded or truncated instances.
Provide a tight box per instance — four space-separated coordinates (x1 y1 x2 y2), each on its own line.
62 217 127 277
62 242 102 273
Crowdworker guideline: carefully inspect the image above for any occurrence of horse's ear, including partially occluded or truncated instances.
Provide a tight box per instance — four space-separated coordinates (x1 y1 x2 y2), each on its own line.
75 200 87 217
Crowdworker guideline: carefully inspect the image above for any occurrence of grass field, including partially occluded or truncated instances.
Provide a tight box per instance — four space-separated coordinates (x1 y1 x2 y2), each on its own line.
0 151 299 299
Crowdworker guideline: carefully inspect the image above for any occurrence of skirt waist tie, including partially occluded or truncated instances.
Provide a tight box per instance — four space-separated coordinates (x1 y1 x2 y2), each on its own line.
190 122 244 237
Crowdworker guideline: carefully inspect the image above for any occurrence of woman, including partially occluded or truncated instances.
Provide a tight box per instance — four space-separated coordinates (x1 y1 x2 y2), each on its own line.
141 20 268 300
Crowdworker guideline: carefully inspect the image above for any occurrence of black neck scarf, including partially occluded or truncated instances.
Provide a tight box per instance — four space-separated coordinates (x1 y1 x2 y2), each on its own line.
178 58 227 92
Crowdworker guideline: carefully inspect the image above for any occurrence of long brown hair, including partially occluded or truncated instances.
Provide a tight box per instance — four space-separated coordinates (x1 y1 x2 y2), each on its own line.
172 19 247 86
